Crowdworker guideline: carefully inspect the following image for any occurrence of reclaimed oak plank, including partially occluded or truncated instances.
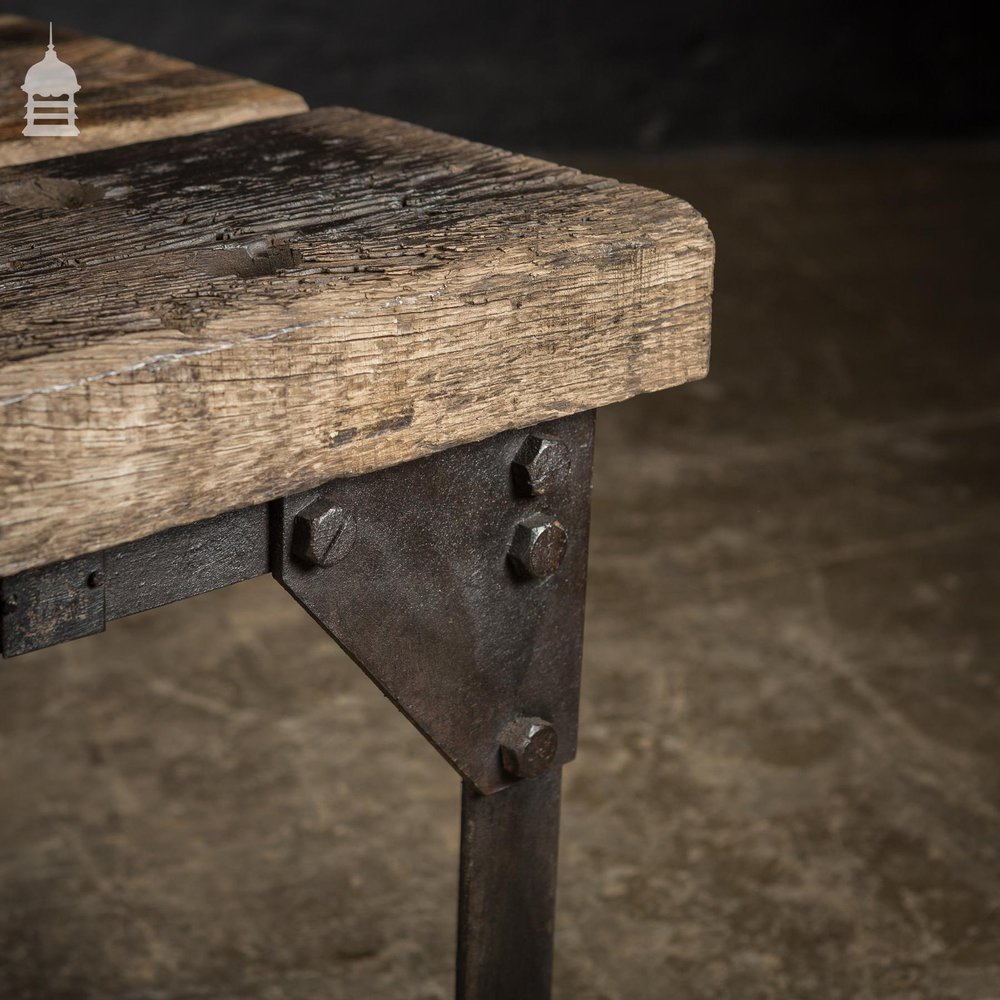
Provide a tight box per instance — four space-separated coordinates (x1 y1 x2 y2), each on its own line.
0 106 713 574
0 15 307 167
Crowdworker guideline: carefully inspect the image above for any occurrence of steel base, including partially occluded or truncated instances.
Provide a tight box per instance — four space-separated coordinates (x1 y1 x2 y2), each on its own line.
1 412 597 1000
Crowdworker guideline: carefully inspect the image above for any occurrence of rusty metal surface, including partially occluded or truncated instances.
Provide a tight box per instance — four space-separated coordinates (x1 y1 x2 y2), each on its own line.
499 715 559 779
1 505 269 657
511 434 572 497
0 552 105 656
273 411 596 795
457 770 563 1000
291 499 357 567
508 513 568 580
104 504 269 620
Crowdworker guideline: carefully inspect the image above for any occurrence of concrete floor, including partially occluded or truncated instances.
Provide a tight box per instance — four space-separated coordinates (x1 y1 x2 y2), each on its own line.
1 147 998 999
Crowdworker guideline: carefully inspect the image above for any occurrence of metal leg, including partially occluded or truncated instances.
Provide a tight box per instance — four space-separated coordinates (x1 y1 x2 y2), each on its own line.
457 770 562 1000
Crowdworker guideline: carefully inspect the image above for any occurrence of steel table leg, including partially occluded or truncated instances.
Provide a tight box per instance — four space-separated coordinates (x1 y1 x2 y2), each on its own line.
457 770 563 1000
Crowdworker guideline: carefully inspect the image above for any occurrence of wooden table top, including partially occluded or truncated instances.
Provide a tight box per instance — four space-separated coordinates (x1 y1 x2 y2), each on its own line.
0 15 306 167
0 104 712 576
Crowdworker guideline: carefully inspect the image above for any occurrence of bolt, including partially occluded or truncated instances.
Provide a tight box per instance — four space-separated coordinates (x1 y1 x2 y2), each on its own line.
507 513 567 580
511 435 570 497
499 716 559 779
292 498 357 567
87 570 105 588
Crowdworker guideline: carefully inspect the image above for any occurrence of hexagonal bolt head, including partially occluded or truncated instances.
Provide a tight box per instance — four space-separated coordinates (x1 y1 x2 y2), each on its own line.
499 716 559 779
292 499 357 567
511 435 571 497
507 514 568 580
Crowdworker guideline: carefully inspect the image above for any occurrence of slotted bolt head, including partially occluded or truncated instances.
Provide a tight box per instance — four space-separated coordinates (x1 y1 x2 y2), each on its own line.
500 716 559 779
292 499 356 567
508 514 567 580
511 435 570 497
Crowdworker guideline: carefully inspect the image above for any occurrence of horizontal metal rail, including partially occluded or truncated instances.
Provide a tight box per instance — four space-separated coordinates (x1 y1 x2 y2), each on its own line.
1 504 269 657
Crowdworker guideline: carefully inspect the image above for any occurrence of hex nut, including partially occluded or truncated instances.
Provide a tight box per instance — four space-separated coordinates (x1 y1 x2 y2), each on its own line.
511 435 571 497
292 499 357 567
499 716 559 779
508 514 567 580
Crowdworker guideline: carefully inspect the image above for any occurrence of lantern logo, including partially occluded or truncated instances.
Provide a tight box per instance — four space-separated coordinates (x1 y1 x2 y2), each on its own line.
21 23 80 137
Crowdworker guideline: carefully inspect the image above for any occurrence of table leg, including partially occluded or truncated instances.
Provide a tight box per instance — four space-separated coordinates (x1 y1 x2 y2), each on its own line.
457 770 562 1000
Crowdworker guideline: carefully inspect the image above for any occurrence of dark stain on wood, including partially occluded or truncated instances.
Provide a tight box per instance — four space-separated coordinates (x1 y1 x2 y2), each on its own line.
0 176 106 211
202 239 304 280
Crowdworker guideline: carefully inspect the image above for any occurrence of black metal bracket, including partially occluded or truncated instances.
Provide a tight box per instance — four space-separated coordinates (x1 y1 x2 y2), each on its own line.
272 410 595 795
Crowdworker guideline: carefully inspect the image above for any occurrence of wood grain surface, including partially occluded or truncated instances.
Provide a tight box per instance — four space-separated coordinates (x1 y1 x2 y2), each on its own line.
0 106 713 574
0 15 307 167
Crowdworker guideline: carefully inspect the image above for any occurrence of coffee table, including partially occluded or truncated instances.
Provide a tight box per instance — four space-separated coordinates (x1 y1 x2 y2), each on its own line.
0 17 714 999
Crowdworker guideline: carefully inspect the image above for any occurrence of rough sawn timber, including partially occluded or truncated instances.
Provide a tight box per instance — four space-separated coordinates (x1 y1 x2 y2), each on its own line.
0 15 307 167
0 106 713 575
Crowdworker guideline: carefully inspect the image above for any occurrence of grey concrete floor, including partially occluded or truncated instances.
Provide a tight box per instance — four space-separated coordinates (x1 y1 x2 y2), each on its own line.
1 147 998 999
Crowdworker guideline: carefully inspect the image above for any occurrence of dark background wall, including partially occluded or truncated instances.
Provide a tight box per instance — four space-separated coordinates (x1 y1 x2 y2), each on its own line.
13 0 998 150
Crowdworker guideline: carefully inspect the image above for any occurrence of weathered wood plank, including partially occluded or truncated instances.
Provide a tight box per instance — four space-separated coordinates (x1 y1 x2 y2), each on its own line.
0 106 713 574
0 15 307 166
